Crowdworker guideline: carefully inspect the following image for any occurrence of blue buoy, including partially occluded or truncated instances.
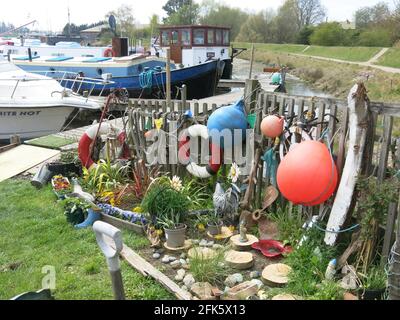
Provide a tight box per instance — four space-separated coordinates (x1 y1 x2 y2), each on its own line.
207 99 248 149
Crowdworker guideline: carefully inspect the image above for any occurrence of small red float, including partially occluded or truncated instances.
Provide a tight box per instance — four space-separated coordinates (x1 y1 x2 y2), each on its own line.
260 115 284 138
252 240 292 258
277 140 338 206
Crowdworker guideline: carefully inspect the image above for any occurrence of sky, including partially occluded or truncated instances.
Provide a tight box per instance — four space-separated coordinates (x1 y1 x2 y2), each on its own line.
1 0 396 32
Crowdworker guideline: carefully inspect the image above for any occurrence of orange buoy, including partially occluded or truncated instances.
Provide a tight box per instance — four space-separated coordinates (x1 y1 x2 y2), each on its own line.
260 115 284 138
277 140 338 206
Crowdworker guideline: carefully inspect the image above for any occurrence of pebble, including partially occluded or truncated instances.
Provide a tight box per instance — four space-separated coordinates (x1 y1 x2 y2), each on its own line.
179 259 187 265
199 239 208 247
205 241 214 247
180 253 187 259
152 253 161 259
175 269 186 282
168 256 177 262
181 285 188 291
250 279 263 290
161 255 170 263
249 271 260 279
170 260 181 269
192 239 200 245
224 273 244 287
183 274 196 288
212 244 224 250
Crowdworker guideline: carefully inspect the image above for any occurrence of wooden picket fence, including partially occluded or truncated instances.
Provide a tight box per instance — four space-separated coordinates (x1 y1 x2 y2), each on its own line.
124 84 400 267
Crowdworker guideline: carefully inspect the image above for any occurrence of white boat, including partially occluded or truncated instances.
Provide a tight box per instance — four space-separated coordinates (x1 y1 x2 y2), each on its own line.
0 59 102 140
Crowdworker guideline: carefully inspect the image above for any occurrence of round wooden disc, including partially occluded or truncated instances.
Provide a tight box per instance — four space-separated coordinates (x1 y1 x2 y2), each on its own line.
188 247 217 260
262 263 292 287
224 250 254 270
207 226 233 240
164 239 192 252
271 294 297 300
230 234 258 251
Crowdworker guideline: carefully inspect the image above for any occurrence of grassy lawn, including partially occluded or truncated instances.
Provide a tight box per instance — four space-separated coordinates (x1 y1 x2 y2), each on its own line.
233 42 308 54
303 46 381 62
0 179 173 300
375 48 400 68
233 42 381 62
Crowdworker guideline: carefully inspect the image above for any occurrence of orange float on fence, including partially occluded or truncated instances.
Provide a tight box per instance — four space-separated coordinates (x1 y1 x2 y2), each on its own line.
260 115 284 138
276 140 338 206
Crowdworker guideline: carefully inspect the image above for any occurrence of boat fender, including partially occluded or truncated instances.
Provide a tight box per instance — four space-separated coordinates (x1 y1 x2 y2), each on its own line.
103 48 115 57
78 123 129 169
178 124 222 179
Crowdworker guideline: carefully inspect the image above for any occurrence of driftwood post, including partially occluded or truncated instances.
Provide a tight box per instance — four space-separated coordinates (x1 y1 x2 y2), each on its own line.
324 83 371 246
388 193 400 300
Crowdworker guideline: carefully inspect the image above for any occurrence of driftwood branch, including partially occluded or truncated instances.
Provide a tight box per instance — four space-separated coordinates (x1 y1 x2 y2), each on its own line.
324 83 372 246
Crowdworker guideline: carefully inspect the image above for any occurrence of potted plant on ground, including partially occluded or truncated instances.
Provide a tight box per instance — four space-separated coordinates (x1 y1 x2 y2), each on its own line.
142 177 190 248
358 266 387 300
204 210 223 236
48 151 82 177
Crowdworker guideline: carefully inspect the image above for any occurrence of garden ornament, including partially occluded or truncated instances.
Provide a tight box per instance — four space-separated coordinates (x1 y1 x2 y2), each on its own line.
93 221 125 300
239 220 248 243
213 182 241 225
74 208 101 229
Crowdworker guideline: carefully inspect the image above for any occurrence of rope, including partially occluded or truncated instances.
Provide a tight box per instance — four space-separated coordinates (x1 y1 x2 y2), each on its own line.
312 222 360 234
139 70 154 89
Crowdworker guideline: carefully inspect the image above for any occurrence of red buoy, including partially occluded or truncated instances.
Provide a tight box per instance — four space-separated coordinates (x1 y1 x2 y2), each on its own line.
277 140 338 206
260 115 284 138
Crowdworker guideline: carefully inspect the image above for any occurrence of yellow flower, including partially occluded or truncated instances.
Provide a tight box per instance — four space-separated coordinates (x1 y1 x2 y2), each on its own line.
132 206 143 213
197 223 205 231
156 229 163 236
228 225 235 232
215 234 223 240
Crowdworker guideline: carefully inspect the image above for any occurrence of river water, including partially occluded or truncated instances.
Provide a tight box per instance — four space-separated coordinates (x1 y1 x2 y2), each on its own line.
232 58 331 98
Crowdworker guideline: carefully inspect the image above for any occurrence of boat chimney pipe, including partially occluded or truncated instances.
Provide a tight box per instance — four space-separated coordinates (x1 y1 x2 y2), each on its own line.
28 48 32 62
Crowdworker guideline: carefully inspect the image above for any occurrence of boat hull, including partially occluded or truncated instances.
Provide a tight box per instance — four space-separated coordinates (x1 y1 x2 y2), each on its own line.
0 106 74 140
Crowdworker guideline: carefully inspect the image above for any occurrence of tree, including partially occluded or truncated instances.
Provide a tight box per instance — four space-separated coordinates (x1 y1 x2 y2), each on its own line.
358 28 392 47
200 4 249 40
236 11 275 43
165 3 199 25
296 25 316 44
273 0 300 43
355 2 391 29
294 0 326 29
107 4 136 38
163 0 191 15
309 22 345 46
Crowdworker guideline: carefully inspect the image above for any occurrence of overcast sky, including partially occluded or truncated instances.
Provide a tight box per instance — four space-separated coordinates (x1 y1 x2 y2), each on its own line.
2 0 395 32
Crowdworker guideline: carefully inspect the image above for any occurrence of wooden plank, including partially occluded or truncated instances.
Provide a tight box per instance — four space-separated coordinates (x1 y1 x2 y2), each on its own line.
325 83 371 246
336 106 349 179
104 237 192 300
328 104 337 148
377 116 393 182
381 202 398 266
0 145 60 182
316 102 326 139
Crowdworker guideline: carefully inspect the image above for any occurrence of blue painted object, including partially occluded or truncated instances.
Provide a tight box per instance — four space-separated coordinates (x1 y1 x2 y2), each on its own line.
45 56 73 62
82 57 112 63
97 203 148 225
207 99 248 148
74 209 100 229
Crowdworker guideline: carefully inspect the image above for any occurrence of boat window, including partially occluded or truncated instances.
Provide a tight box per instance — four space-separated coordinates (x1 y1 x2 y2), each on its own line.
181 29 191 46
207 29 214 45
171 30 179 44
97 68 103 76
223 30 229 45
215 29 222 45
193 29 205 45
161 30 170 45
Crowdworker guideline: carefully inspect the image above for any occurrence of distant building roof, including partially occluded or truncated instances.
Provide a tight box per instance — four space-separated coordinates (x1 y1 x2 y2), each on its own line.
80 24 109 33
339 20 356 30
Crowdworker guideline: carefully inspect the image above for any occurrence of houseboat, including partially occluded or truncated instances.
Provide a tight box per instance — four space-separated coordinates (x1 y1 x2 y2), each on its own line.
152 25 234 79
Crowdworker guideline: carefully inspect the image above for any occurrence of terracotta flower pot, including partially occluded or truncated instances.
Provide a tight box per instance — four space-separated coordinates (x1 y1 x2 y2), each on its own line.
207 221 223 236
164 224 187 248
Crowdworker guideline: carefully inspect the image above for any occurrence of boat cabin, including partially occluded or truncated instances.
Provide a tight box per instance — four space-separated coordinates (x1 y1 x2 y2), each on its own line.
154 25 231 67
